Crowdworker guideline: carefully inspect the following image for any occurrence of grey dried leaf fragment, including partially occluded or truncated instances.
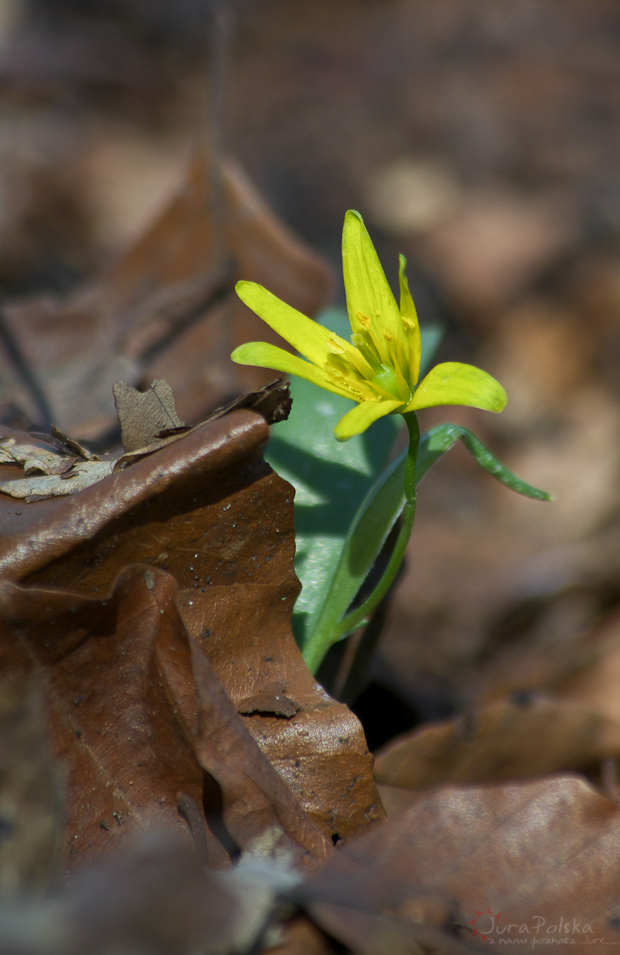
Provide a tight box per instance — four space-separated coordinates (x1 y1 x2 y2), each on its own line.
0 439 75 475
0 460 116 501
113 379 184 453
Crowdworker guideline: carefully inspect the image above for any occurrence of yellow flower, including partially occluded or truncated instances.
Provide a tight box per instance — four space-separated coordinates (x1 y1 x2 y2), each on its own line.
231 210 506 440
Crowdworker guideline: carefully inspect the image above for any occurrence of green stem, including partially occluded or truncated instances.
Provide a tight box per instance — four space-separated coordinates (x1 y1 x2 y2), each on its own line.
333 411 419 639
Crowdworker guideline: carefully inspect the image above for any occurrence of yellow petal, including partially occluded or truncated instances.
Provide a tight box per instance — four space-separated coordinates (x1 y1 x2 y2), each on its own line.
334 397 404 441
231 342 351 399
408 362 507 413
342 211 401 345
236 281 333 366
398 254 421 385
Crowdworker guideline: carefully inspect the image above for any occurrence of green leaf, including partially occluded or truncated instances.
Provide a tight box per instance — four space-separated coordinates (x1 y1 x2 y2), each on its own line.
299 420 552 670
414 423 553 500
301 448 408 669
264 307 443 654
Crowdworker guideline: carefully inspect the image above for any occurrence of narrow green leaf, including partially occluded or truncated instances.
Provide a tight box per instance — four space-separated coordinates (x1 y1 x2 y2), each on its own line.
415 422 553 500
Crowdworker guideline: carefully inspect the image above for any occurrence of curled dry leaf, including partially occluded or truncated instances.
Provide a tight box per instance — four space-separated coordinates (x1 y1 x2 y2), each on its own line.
303 775 620 951
0 460 116 501
0 379 292 502
0 428 114 502
0 438 76 475
158 625 331 865
0 408 383 875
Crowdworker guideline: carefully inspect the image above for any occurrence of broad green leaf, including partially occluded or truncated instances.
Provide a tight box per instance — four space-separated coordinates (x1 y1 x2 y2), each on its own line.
264 307 442 653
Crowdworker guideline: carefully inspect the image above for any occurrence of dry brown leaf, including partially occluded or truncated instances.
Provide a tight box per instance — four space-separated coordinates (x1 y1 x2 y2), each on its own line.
373 697 620 791
306 905 478 955
113 378 292 470
159 633 331 866
419 189 577 317
0 569 216 871
0 380 291 501
0 681 64 894
471 601 620 724
303 775 620 952
0 408 383 875
0 832 243 955
0 409 269 580
0 154 332 439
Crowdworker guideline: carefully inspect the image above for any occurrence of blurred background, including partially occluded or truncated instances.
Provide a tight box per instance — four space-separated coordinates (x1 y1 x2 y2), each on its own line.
3 0 620 745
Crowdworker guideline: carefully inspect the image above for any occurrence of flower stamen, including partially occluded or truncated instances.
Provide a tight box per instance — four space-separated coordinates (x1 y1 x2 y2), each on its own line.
327 336 345 355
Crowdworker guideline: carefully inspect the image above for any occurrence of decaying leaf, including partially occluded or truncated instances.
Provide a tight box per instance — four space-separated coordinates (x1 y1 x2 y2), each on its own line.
0 833 243 955
202 378 293 429
159 634 331 865
0 438 75 475
112 378 292 470
0 408 383 876
0 379 292 502
113 378 184 453
0 430 115 501
49 425 94 460
0 153 332 439
303 775 620 951
0 460 116 501
0 681 64 894
373 696 620 793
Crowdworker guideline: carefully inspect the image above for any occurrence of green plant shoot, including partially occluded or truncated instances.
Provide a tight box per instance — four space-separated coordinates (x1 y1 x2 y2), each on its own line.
232 210 551 674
